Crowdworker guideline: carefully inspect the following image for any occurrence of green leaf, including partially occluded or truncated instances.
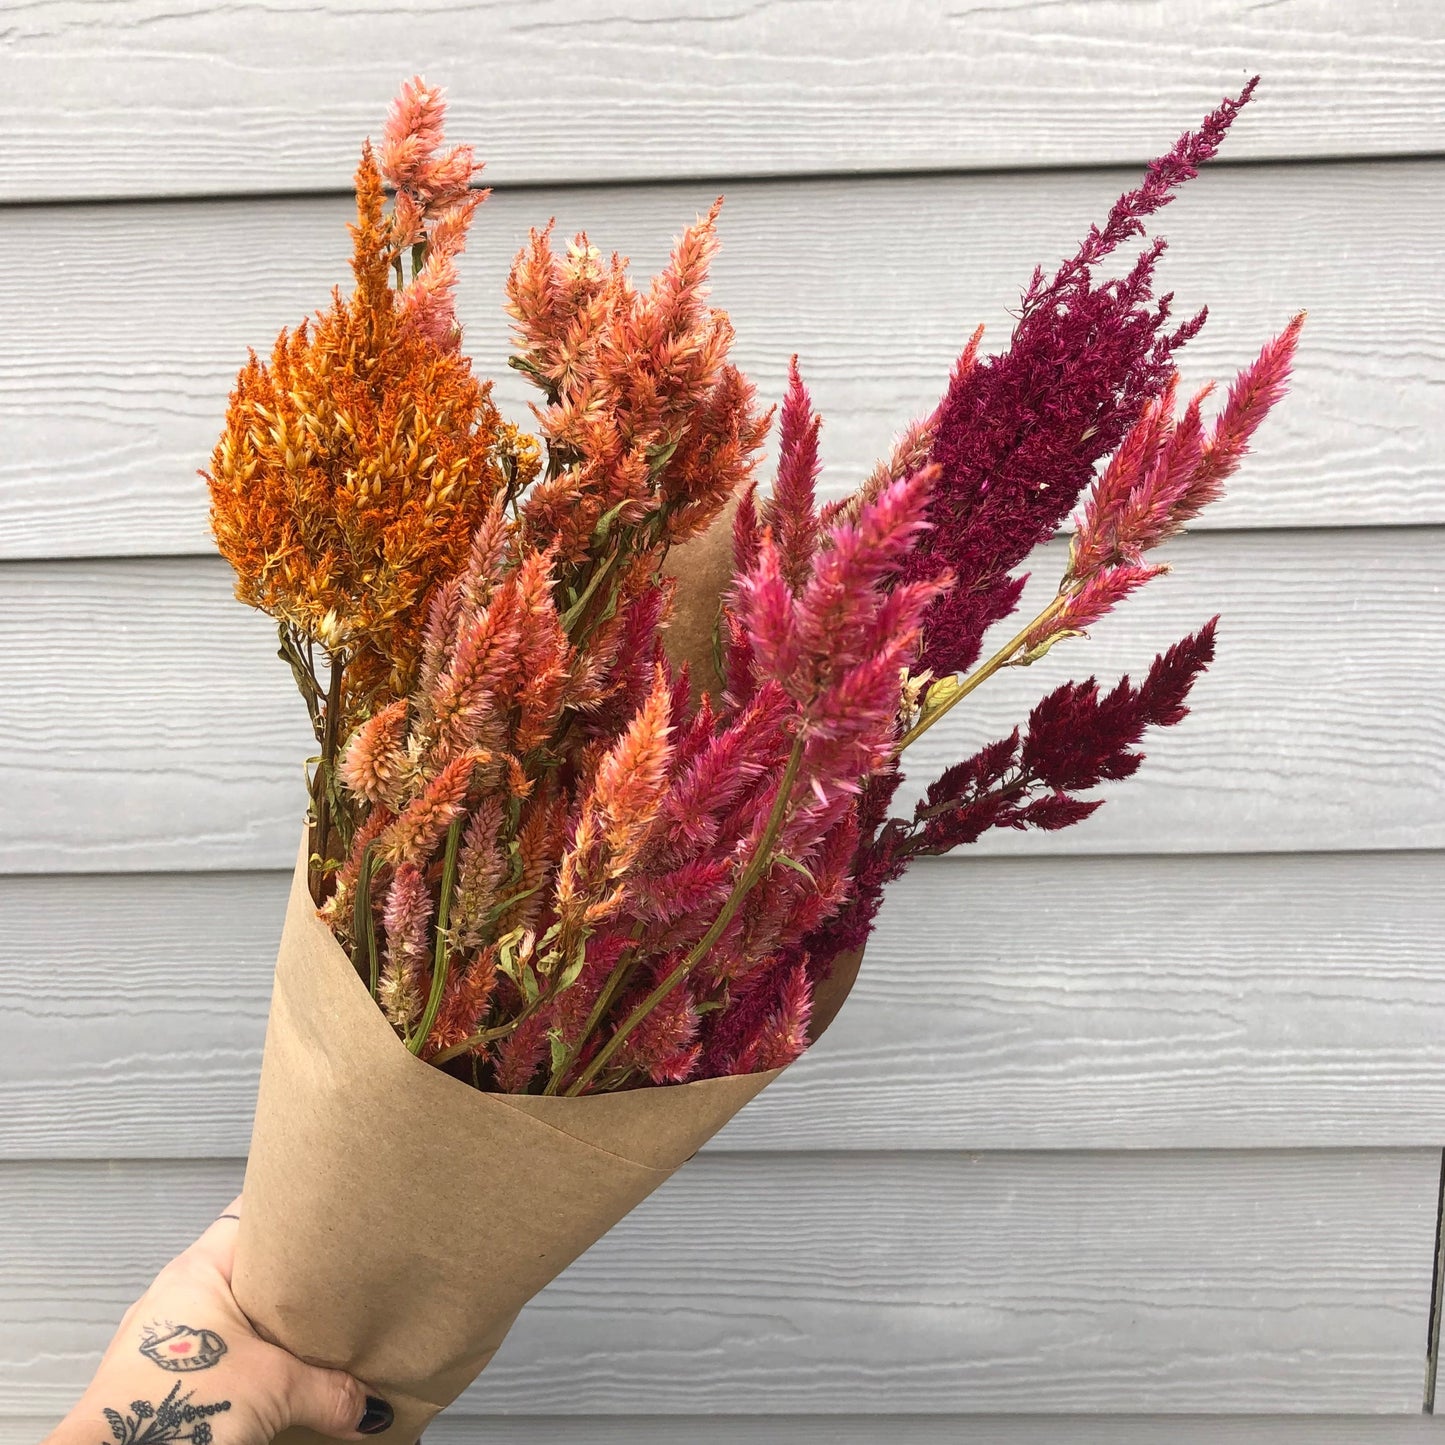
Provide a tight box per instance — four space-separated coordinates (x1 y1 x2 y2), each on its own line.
646 429 683 477
484 880 542 927
556 949 587 993
548 1029 568 1074
918 673 965 726
1013 629 1083 667
772 852 815 883
592 499 630 545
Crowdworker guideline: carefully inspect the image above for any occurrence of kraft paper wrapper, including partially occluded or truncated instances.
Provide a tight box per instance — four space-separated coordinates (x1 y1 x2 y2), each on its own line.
660 493 736 699
233 840 862 1445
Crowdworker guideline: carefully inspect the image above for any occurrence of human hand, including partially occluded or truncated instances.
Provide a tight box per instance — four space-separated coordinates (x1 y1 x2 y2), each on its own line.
42 1198 393 1445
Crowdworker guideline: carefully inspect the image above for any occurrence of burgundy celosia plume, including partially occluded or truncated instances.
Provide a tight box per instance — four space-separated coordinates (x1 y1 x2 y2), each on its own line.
797 80 1300 997
897 78 1258 682
910 618 1219 855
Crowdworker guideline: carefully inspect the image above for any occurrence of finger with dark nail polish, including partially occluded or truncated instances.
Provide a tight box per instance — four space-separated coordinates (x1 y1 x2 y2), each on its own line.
357 1396 394 1435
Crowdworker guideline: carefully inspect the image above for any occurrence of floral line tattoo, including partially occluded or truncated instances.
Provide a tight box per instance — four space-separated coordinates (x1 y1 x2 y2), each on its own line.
139 1322 227 1373
100 1381 230 1445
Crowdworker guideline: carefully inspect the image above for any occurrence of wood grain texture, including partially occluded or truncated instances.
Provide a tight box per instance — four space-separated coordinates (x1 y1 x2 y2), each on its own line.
10 1418 1445 1444
895 526 1445 853
3 0 1444 201
3 1151 1436 1415
4 159 1439 559
367 1419 1445 1443
5 853 1445 1159
3 528 1440 874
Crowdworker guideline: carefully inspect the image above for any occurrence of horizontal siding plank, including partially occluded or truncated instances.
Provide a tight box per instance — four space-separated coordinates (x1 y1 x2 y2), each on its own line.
5 853 1445 1158
12 1418 1445 1444
896 527 1445 851
4 159 1441 559
3 529 1440 874
361 1419 1445 1443
3 1 1444 200
2 1151 1436 1415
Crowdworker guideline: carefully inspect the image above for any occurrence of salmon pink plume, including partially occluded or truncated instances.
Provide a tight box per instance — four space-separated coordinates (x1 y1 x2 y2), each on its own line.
379 76 489 352
380 77 466 200
504 198 766 569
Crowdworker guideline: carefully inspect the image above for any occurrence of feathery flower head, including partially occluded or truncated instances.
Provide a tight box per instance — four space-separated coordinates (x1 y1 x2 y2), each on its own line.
896 79 1259 681
205 115 536 736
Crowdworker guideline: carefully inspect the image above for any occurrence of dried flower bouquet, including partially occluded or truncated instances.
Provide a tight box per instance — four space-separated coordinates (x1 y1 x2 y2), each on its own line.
206 76 1300 1442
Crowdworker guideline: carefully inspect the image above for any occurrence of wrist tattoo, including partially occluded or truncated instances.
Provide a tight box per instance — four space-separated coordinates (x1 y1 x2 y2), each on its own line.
100 1382 230 1445
139 1323 227 1373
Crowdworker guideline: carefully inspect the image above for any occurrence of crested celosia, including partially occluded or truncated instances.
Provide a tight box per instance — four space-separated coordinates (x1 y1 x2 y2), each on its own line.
213 76 1299 1095
204 80 538 890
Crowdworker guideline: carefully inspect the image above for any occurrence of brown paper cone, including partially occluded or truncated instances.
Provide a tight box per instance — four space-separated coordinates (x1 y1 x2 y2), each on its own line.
232 841 802 1445
660 495 737 699
808 944 863 1043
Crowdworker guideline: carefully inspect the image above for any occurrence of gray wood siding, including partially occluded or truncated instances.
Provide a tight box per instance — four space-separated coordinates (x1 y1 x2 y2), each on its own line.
4 1 1444 200
6 852 1445 1158
4 2 1441 1439
5 1153 1438 1416
4 530 1441 873
6 159 1443 560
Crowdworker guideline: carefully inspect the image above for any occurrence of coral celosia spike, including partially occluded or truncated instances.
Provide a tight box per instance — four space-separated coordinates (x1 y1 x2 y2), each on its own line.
380 76 448 189
376 753 476 866
1183 311 1305 518
339 698 411 808
763 356 823 591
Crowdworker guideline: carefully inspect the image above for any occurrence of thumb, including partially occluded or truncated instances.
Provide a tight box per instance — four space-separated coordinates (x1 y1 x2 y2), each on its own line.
276 1356 394 1440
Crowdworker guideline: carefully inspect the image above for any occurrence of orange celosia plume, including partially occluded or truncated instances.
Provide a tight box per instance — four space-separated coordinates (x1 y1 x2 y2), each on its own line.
204 140 538 735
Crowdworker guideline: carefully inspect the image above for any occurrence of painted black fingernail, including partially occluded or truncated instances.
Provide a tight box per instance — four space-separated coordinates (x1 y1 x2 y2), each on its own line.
357 1396 393 1435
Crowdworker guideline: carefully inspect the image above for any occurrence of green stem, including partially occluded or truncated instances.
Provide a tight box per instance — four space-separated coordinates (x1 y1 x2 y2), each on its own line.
541 942 641 1096
560 547 620 635
564 730 808 1096
277 621 324 736
308 652 346 902
408 818 464 1055
896 593 1069 753
428 969 563 1066
352 843 380 999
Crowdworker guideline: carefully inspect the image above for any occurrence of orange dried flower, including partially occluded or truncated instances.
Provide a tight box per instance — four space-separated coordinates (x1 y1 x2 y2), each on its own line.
423 945 500 1060
504 202 766 570
204 140 538 732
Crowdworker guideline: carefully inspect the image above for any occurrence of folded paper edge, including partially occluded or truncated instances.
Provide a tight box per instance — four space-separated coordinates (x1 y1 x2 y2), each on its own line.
287 834 789 1170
